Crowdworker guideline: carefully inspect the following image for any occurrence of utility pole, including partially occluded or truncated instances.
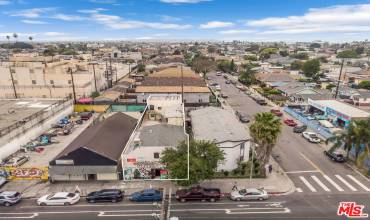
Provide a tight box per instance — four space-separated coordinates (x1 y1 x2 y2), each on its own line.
334 59 345 99
9 63 18 99
91 62 98 93
69 67 77 104
109 57 113 87
181 65 184 103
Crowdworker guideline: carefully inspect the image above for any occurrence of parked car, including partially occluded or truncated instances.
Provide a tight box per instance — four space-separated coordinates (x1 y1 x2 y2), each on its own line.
284 119 297 127
86 189 123 203
175 186 221 202
206 76 211 80
324 151 346 163
230 188 268 201
223 75 228 79
130 189 163 202
293 125 307 133
210 82 219 87
216 72 222 76
270 109 283 117
219 93 228 98
0 191 21 207
230 80 237 85
4 156 29 167
37 192 80 206
215 85 221 91
235 111 250 123
302 132 321 143
236 85 246 91
79 112 93 120
256 99 267 105
225 80 231 84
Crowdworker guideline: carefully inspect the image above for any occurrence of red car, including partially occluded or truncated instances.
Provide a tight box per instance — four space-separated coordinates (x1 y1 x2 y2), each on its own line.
284 119 297 127
270 109 283 117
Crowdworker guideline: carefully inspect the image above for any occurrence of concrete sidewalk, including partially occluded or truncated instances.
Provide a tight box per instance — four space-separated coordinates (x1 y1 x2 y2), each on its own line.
1 156 294 199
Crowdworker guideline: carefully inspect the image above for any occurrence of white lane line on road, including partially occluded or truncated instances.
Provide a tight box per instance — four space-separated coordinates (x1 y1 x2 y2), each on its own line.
285 170 321 174
299 176 317 192
323 175 344 192
311 176 330 192
296 188 303 192
335 175 357 191
224 207 291 215
347 175 370 191
0 213 38 219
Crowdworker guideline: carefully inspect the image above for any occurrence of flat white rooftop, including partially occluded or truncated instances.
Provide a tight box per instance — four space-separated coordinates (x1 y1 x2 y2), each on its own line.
313 100 370 118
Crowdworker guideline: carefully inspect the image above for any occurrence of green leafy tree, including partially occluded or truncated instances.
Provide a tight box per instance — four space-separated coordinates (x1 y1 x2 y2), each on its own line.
358 80 370 90
238 64 257 86
355 47 365 55
137 63 146 72
279 50 289 57
161 140 225 186
249 112 282 177
290 60 304 70
244 55 257 61
302 59 320 78
192 55 215 78
337 50 358 58
290 53 309 60
326 122 357 159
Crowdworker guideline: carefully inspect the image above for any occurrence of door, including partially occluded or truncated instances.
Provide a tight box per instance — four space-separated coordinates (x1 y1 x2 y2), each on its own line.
189 192 203 201
87 174 97 180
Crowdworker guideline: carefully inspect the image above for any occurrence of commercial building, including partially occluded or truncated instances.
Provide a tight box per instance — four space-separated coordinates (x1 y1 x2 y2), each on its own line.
0 55 131 99
308 99 370 127
49 112 137 181
190 107 250 171
122 94 188 180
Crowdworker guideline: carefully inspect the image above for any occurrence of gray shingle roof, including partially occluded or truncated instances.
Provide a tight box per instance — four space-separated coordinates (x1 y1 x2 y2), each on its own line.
139 124 186 147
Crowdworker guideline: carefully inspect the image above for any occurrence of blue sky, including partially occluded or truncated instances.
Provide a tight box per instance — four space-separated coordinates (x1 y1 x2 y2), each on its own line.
1 0 370 42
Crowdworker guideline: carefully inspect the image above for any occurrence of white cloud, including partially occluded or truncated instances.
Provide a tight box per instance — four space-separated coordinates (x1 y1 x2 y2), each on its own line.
219 29 256 35
43 32 67 36
21 19 48 24
91 13 192 30
200 21 234 29
160 15 182 22
135 36 153 40
160 0 211 4
52 14 85 21
246 4 370 34
78 8 106 14
0 0 11 5
10 7 54 18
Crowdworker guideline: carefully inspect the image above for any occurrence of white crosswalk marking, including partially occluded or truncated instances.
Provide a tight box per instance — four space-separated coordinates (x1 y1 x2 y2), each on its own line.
335 175 357 191
311 176 330 192
347 175 370 191
299 176 317 192
323 175 344 192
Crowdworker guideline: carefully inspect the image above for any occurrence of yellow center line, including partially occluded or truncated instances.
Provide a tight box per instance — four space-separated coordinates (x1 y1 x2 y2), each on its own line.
299 152 325 176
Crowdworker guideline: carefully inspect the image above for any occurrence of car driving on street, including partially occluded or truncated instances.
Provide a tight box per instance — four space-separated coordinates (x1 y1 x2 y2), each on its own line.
230 188 268 201
86 189 123 203
324 151 346 163
302 132 321 143
235 111 250 123
37 192 80 206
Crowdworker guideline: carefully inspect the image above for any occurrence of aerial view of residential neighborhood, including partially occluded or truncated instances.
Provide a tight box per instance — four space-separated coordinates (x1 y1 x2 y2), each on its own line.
0 0 370 219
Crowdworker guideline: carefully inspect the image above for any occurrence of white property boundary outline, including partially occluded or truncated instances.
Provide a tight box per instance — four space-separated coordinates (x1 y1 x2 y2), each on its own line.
121 94 190 181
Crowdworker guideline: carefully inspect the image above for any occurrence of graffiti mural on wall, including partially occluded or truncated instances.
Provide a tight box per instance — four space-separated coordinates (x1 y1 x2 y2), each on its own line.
0 167 49 180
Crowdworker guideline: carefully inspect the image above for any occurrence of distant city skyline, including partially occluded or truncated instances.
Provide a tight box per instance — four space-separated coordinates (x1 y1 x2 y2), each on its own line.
0 0 370 42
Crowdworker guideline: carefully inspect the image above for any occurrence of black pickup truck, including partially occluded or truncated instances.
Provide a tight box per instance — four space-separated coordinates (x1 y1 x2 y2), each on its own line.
175 186 221 202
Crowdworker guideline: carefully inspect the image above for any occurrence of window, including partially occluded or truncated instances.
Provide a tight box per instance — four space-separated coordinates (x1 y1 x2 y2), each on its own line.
68 80 72 84
158 107 162 110
32 80 36 85
154 152 160 159
50 80 54 85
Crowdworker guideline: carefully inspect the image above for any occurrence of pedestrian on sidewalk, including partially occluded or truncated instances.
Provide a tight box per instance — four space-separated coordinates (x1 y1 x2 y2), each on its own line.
232 181 238 191
268 164 273 174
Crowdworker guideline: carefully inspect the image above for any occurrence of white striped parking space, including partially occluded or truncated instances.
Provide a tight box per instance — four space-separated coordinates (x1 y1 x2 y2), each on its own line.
323 175 344 192
347 175 370 191
311 176 330 192
335 175 357 191
299 176 317 192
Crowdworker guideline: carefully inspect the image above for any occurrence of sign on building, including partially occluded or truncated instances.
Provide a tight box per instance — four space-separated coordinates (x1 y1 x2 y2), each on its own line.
0 167 49 180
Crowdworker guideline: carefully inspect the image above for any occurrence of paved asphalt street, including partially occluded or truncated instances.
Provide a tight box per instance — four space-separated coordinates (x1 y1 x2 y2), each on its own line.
0 72 369 220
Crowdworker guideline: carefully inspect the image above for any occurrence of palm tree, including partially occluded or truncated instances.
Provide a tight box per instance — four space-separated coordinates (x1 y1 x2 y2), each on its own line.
13 33 18 43
28 36 33 42
353 119 370 167
326 122 357 159
250 112 282 177
6 35 10 44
